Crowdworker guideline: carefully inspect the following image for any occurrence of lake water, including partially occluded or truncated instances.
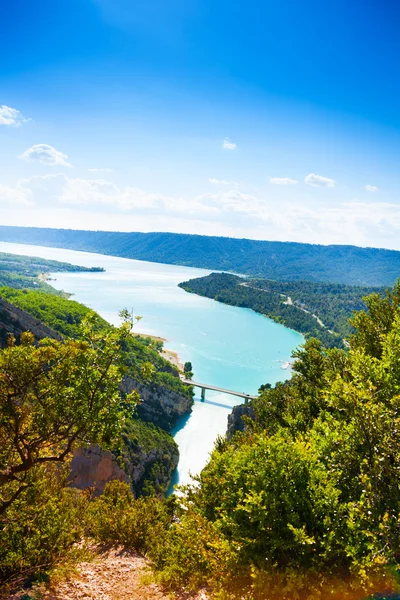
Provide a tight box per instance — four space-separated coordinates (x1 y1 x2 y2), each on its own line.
0 241 304 491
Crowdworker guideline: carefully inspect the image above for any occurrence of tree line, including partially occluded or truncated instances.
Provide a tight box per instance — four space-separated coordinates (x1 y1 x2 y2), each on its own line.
179 272 384 348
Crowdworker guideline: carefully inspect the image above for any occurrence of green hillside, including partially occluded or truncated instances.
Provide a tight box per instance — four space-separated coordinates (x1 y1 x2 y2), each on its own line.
0 250 103 291
179 272 384 348
0 286 191 400
1 225 400 285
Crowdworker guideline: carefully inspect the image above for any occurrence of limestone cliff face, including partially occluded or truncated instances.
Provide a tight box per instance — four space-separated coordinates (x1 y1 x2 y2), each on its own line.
69 446 129 495
227 403 255 438
0 296 63 346
70 440 179 497
120 433 179 496
121 375 193 430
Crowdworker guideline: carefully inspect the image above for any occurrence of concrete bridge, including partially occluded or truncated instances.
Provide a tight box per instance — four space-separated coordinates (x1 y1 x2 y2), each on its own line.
180 378 257 404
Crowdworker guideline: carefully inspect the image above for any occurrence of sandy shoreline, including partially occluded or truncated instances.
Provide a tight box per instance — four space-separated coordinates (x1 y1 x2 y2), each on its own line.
133 332 184 372
161 348 184 371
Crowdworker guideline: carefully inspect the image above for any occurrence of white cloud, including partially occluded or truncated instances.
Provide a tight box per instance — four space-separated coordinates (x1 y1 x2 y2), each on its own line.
88 167 113 173
19 144 73 167
305 173 335 187
222 138 237 150
17 174 218 216
6 173 400 251
0 184 32 206
0 105 29 127
269 177 298 185
364 184 378 192
195 189 264 217
208 178 239 186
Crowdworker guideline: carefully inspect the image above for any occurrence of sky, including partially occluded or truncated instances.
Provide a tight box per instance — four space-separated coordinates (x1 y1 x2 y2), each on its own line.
1 0 400 249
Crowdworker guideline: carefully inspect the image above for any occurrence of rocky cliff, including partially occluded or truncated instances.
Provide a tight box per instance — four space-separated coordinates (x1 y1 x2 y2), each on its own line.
69 431 179 497
227 403 255 438
69 445 129 495
121 375 193 430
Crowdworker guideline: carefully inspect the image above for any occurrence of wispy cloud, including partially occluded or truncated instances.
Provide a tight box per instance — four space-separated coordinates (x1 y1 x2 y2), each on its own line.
270 177 298 185
88 167 113 173
305 173 335 187
5 174 400 250
19 144 73 167
208 178 239 186
0 105 29 127
222 138 237 150
0 184 33 206
364 184 378 192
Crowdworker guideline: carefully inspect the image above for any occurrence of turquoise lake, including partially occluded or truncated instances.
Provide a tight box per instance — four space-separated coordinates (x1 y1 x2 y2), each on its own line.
0 241 304 490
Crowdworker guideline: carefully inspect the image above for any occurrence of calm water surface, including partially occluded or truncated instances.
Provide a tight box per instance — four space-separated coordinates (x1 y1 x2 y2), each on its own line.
0 241 303 490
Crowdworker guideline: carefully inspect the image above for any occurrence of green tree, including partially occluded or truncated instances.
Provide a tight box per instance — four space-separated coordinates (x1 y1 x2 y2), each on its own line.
184 361 193 379
0 312 138 515
151 283 400 598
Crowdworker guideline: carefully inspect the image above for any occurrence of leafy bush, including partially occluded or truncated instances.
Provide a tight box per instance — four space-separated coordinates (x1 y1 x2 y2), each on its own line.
0 464 89 584
87 480 172 553
149 284 400 598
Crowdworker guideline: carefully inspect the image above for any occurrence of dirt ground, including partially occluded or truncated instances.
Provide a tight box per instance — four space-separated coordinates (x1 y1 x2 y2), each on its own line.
5 548 208 600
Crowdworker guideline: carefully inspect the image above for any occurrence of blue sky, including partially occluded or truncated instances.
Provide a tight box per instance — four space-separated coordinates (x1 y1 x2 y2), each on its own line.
1 0 400 248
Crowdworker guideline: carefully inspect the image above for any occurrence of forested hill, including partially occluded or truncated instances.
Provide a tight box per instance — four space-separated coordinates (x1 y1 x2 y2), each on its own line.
0 251 104 290
1 225 400 286
179 272 384 348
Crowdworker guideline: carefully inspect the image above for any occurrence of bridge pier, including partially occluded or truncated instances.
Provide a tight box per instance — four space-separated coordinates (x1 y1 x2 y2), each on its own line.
201 387 206 401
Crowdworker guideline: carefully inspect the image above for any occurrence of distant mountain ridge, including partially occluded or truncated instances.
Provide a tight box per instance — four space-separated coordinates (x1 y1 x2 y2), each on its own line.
1 225 400 286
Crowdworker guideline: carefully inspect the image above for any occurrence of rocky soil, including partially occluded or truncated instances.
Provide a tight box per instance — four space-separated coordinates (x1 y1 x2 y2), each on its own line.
5 548 208 600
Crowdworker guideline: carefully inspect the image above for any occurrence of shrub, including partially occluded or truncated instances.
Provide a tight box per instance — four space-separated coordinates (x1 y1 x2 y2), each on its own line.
0 464 89 585
87 480 172 553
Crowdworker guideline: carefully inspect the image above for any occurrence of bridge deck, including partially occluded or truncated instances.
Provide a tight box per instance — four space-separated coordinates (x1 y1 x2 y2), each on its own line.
181 378 257 400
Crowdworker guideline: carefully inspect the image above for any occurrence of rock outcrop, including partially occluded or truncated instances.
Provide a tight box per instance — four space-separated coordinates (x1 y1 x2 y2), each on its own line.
70 437 179 497
69 446 129 495
121 375 193 430
227 403 255 438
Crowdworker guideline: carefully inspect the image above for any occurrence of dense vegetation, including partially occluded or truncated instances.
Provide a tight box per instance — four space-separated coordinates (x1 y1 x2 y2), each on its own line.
0 284 190 506
180 272 384 348
0 316 133 582
2 283 400 598
120 419 179 497
145 283 400 598
0 319 135 517
0 286 192 400
1 225 400 285
0 250 103 291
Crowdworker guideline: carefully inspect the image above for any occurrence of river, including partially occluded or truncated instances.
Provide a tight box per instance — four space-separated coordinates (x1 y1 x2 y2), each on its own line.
0 241 304 491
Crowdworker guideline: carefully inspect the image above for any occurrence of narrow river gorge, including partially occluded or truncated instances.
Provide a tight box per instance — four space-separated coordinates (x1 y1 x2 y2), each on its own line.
0 241 304 489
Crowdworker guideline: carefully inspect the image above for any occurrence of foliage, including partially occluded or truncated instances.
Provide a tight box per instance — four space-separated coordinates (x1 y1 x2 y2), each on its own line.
119 419 179 496
150 283 400 598
88 480 173 552
184 361 193 379
0 287 192 400
179 272 384 348
0 463 89 585
0 314 137 515
0 286 108 337
2 226 400 285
